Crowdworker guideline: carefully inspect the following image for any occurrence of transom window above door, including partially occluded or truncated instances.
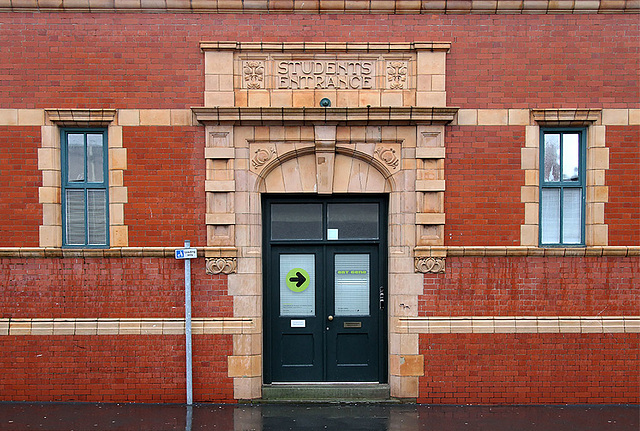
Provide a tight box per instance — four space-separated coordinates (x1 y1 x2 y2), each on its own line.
268 199 381 242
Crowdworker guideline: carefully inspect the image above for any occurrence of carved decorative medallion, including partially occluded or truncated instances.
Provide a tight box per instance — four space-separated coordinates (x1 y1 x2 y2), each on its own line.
386 61 408 89
206 258 237 275
374 147 399 169
243 61 265 89
415 257 445 274
251 147 276 169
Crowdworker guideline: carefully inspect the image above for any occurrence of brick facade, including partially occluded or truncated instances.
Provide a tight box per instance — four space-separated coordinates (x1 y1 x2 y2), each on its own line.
124 126 207 247
1 14 638 109
0 334 234 403
419 333 639 405
0 6 638 404
0 127 41 247
445 126 525 246
605 125 640 246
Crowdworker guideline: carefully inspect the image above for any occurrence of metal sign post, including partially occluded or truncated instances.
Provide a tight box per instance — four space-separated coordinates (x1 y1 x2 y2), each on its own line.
175 240 198 406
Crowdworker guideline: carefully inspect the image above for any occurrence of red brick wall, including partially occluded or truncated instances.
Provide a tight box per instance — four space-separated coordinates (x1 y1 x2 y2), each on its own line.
1 14 637 109
0 334 234 403
418 256 640 404
419 333 639 404
605 125 640 246
0 127 41 247
0 258 232 318
445 126 525 246
124 126 207 247
420 257 639 316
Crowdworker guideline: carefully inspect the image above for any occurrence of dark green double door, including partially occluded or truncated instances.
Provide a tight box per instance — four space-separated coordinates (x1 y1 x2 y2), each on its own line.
264 197 387 384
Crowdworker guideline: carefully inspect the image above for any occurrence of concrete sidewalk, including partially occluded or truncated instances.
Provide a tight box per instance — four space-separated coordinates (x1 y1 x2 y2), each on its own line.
0 402 637 431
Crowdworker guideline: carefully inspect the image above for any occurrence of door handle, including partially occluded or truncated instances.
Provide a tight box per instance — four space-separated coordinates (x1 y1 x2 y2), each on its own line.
327 315 334 321
379 286 385 310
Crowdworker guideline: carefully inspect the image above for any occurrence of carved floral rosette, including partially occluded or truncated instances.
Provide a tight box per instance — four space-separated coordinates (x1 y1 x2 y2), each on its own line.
251 147 276 170
414 257 445 274
206 257 237 275
374 147 399 169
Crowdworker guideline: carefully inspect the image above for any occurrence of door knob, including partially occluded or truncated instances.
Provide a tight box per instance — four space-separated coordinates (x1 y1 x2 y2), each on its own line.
327 315 334 321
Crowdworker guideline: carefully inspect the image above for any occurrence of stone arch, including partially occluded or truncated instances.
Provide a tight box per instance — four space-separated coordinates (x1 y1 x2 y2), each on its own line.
255 146 396 194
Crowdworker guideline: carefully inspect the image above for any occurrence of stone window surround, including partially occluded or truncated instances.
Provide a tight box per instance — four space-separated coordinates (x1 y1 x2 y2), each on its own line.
31 107 202 249
38 109 129 248
521 109 608 247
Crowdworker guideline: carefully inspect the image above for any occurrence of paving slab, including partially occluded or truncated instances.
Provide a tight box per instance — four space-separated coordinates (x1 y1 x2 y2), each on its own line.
0 402 637 431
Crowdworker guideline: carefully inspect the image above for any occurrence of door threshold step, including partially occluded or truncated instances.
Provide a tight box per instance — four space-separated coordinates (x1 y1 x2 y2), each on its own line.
260 383 394 403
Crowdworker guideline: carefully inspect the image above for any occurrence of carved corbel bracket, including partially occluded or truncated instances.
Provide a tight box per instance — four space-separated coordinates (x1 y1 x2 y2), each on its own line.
206 257 237 275
414 257 445 274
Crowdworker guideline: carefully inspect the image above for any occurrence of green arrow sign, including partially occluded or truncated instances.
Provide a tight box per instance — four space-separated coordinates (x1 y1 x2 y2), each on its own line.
286 268 310 292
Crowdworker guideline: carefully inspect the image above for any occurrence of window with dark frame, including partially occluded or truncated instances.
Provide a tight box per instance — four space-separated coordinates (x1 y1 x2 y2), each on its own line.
539 129 586 246
61 129 109 247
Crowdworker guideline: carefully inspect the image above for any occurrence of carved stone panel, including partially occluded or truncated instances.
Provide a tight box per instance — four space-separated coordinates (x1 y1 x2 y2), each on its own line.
206 257 238 275
386 61 408 89
414 257 445 274
374 145 400 172
251 147 276 170
242 60 265 89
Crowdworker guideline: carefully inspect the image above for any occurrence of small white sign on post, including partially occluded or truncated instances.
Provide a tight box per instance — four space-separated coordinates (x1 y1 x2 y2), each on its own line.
175 248 198 259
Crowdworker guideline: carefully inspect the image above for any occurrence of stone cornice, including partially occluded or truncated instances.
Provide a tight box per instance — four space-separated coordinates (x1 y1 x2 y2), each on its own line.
2 0 638 14
0 247 237 258
1 246 637 258
200 41 451 53
45 108 117 127
531 108 602 127
192 107 459 126
414 246 640 257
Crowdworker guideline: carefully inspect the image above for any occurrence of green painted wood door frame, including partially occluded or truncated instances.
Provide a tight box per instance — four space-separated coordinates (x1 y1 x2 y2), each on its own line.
263 194 388 384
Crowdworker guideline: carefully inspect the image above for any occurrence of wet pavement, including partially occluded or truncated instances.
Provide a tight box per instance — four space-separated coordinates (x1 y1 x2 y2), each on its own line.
0 402 637 431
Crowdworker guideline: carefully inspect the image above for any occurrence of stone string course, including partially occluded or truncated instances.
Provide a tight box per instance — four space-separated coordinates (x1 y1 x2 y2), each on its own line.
3 316 637 335
1 0 638 14
2 245 636 258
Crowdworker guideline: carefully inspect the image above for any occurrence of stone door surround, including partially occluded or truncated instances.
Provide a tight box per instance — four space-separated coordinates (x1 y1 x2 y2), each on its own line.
194 40 456 399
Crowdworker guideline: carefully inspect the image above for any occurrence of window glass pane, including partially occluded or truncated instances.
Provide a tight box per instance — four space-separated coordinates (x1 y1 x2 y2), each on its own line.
86 134 104 183
563 188 582 244
67 134 85 182
66 190 86 245
271 204 322 240
541 188 560 244
87 190 107 245
280 254 315 317
335 254 370 317
327 203 379 240
543 134 560 182
562 134 580 182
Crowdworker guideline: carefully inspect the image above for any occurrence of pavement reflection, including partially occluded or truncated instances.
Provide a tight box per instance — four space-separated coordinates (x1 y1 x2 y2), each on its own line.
0 402 637 431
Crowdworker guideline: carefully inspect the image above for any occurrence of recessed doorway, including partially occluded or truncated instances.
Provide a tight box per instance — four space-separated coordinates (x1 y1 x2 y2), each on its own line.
263 195 388 384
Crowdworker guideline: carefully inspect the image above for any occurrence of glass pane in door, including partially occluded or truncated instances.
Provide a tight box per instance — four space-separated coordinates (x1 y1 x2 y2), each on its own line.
271 204 322 240
280 254 315 317
327 203 379 240
334 254 370 316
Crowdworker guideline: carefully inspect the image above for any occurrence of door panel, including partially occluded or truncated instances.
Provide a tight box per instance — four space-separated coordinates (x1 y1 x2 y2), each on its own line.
270 247 323 382
326 247 379 382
